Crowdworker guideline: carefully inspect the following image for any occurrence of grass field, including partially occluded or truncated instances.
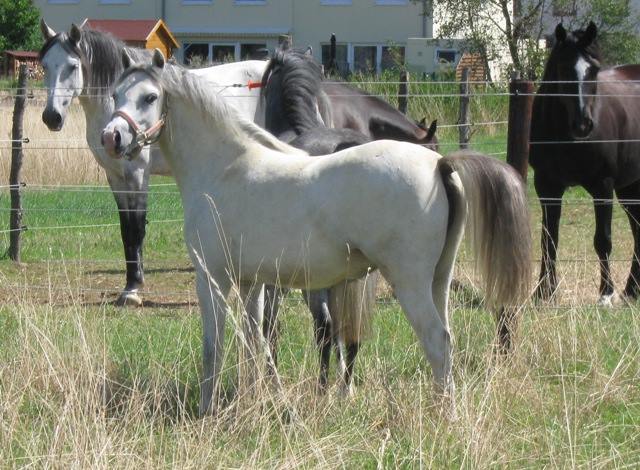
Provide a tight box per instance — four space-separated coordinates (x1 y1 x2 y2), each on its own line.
0 83 639 467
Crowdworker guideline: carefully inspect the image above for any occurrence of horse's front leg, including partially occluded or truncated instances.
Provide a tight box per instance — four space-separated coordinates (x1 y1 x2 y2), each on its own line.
534 173 565 301
240 282 265 393
195 269 230 416
588 179 616 305
107 165 149 307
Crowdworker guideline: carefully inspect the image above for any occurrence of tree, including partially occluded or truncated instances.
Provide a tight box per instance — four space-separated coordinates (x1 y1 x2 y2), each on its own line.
423 0 640 80
0 0 41 52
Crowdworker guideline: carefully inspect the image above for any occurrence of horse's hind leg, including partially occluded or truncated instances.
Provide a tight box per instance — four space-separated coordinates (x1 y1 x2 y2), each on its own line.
392 271 454 402
617 183 640 298
108 172 149 307
303 289 333 393
263 285 289 369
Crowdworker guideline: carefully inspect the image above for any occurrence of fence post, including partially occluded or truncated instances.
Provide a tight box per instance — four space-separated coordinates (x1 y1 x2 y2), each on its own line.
398 70 409 114
9 64 28 262
506 71 534 181
328 33 337 76
458 67 471 149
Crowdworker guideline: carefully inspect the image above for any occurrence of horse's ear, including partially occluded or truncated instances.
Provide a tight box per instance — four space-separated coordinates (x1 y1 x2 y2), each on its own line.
152 48 166 69
40 18 56 41
583 21 598 45
555 23 567 42
122 49 134 69
427 119 437 140
69 23 82 44
78 18 88 29
304 46 313 56
418 117 427 128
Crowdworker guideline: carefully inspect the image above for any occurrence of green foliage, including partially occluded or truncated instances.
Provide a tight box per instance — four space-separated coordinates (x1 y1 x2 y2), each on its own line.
0 0 41 52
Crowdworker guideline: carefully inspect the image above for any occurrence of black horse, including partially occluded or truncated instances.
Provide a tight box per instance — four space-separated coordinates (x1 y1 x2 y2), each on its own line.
531 22 640 305
261 47 375 394
261 47 439 151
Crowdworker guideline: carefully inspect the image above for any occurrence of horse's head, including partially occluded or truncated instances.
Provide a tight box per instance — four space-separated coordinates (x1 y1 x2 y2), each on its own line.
548 22 602 139
102 49 167 159
417 117 438 151
39 19 86 131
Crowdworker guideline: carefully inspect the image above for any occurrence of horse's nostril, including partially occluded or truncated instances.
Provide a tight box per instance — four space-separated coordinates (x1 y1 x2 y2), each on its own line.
53 112 62 125
114 130 121 146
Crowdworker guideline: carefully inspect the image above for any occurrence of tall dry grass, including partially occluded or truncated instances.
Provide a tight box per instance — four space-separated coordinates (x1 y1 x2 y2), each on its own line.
0 93 105 186
1 262 639 467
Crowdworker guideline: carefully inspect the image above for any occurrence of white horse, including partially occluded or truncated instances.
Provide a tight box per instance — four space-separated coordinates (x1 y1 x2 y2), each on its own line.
39 19 266 306
102 50 532 415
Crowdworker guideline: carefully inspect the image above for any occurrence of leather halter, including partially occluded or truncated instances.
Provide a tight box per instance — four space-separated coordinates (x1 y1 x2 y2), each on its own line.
111 102 167 158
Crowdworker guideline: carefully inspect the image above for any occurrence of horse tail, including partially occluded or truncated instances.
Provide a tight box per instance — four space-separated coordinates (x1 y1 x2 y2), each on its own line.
329 271 379 346
437 151 532 309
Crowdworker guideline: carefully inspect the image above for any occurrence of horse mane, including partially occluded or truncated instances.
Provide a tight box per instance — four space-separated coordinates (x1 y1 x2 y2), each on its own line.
261 48 326 134
40 28 150 98
139 63 306 156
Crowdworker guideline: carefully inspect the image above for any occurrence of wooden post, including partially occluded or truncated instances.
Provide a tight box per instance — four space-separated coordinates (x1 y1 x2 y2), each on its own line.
506 71 534 181
458 67 470 149
398 70 409 114
9 64 28 262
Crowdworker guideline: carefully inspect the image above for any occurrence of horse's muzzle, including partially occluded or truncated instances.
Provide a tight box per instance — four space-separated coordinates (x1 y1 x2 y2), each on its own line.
572 116 594 140
101 129 123 159
42 108 63 131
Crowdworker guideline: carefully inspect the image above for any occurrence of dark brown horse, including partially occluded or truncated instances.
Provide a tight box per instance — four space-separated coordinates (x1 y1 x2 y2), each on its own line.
261 47 438 151
531 22 640 305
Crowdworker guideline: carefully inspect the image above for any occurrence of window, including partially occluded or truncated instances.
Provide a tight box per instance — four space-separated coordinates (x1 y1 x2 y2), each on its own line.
99 0 131 3
552 0 577 16
436 49 456 64
240 43 267 60
183 43 210 65
376 0 408 4
235 0 266 4
354 46 377 73
47 0 79 3
321 43 349 74
381 46 405 70
212 45 236 63
182 0 212 4
321 0 351 4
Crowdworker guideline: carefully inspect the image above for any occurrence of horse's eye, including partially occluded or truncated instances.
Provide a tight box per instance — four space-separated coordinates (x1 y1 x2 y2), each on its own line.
145 94 158 104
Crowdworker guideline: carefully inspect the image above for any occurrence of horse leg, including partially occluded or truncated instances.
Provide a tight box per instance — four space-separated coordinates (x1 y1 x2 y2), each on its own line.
534 173 565 301
616 183 640 298
108 172 149 307
392 271 454 409
263 285 289 369
303 289 333 393
588 180 615 305
195 270 230 416
239 282 265 392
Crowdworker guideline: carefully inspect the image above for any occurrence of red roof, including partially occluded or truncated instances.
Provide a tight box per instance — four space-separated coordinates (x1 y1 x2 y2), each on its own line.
85 19 160 42
5 50 39 59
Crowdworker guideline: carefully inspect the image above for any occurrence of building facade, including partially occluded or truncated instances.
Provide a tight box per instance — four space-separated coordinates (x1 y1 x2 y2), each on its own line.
34 0 432 74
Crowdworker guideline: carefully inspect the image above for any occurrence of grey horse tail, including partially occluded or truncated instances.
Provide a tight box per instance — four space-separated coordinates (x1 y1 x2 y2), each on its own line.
329 271 379 345
437 151 532 308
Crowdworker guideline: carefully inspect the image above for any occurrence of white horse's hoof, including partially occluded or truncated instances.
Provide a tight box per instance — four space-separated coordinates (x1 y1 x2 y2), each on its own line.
338 382 355 399
115 291 143 307
596 293 617 308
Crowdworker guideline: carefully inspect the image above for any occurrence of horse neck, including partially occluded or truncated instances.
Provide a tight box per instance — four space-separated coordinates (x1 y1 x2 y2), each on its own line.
329 83 424 141
159 93 248 187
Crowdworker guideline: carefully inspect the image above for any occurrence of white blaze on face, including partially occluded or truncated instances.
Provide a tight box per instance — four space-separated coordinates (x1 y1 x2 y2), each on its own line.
575 55 590 114
41 42 84 109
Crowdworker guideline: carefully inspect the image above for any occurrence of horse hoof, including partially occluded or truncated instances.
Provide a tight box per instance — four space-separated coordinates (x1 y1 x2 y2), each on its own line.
338 382 355 399
596 293 617 308
115 291 143 307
